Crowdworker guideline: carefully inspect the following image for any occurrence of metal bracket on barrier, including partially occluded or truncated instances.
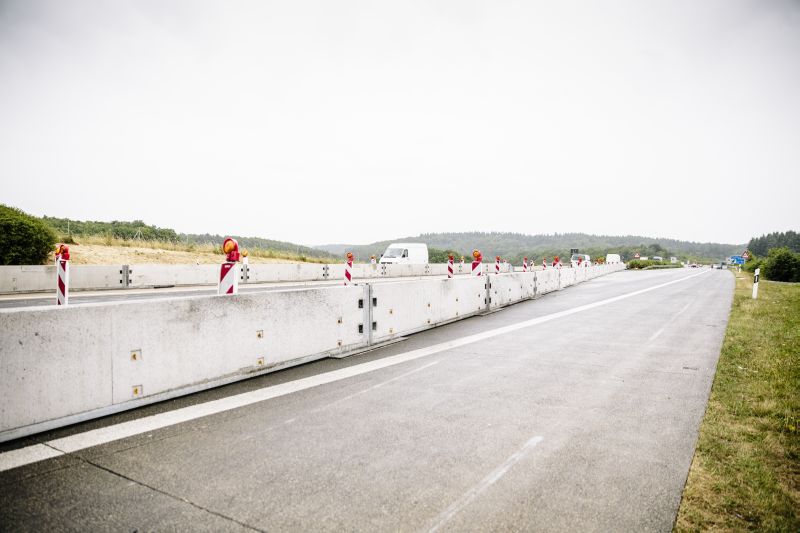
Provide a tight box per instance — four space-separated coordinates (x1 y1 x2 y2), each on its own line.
364 284 376 345
240 263 249 284
323 265 330 279
120 265 130 288
425 264 431 275
381 264 387 276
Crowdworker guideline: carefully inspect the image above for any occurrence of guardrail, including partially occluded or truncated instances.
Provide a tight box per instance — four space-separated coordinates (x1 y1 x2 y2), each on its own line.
0 262 519 294
0 263 625 442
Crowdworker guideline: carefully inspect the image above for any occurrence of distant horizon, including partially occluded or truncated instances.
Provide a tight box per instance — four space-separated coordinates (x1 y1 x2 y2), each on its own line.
31 209 754 248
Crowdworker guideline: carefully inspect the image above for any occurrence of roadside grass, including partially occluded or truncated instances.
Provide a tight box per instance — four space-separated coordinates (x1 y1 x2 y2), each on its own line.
69 235 333 264
675 273 799 531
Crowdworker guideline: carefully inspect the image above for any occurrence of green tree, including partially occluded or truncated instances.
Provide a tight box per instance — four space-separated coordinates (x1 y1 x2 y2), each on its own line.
0 204 58 265
762 248 800 282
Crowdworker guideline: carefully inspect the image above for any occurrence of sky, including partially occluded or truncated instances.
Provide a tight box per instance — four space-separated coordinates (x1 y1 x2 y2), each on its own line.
1 1 798 246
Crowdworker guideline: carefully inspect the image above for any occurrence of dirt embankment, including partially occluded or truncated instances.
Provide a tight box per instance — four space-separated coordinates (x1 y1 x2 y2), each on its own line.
66 245 302 265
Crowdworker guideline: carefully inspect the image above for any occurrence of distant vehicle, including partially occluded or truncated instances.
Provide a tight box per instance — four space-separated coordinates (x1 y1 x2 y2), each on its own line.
690 263 698 268
605 253 621 264
652 256 663 262
640 256 649 261
570 253 591 267
379 243 429 264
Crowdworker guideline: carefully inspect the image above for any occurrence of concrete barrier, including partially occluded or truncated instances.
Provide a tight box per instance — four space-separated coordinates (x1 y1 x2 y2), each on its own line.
0 286 367 440
371 277 486 342
542 269 560 294
0 263 626 441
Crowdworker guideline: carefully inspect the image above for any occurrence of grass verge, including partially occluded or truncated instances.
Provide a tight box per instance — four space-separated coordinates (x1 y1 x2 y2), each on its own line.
674 273 799 531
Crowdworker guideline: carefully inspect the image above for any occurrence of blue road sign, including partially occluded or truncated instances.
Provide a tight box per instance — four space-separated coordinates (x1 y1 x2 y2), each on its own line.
731 255 745 265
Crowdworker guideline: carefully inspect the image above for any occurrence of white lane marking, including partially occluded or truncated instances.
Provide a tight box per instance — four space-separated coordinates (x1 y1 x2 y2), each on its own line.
236 361 439 444
0 269 709 472
648 327 665 342
427 436 545 532
0 443 65 471
326 361 440 408
648 302 693 343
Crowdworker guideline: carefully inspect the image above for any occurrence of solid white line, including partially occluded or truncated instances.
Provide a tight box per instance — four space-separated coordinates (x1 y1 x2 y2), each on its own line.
427 436 545 532
0 443 65 471
0 269 709 472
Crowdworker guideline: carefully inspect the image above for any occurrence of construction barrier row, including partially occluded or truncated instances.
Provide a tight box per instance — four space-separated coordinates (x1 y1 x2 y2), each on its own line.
0 263 625 442
0 262 525 295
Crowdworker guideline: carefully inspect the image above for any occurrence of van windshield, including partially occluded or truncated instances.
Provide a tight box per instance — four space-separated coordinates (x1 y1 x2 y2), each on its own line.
383 248 405 258
570 254 584 261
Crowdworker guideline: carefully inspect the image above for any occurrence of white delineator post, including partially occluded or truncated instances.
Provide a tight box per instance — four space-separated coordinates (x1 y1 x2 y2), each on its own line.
344 252 354 285
523 257 528 272
752 268 760 299
55 244 70 305
219 237 240 295
447 255 454 279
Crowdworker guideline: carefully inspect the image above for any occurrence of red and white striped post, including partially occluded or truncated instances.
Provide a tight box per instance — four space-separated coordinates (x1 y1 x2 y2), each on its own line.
241 249 249 265
55 244 70 305
523 257 528 272
542 258 548 269
447 254 454 278
344 252 354 285
495 256 500 274
370 255 376 265
471 249 482 277
218 237 240 295
554 255 561 269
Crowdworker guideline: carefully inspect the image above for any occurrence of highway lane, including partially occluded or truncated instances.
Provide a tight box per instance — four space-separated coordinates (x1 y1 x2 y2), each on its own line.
0 268 734 532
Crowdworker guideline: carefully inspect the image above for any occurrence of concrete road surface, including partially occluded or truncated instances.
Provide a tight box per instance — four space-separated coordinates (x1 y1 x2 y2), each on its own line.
0 268 734 532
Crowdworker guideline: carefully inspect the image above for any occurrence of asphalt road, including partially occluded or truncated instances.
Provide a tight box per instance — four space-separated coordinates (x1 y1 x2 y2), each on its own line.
0 268 734 532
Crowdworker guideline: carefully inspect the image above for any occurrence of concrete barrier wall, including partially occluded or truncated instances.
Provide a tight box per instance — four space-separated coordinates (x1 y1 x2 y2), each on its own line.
0 265 126 293
246 263 328 283
0 286 367 440
371 277 486 342
537 269 560 294
0 263 625 441
2 261 565 294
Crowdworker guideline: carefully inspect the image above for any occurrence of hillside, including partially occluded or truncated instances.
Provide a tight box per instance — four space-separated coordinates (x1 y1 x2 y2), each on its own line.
317 232 745 263
42 216 335 260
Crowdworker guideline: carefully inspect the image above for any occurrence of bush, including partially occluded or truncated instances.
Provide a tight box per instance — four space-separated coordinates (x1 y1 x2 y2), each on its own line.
0 204 58 265
743 257 762 273
762 248 800 282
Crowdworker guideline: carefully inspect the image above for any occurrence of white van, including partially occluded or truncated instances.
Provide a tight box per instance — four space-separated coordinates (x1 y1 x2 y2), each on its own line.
570 253 591 267
379 243 429 264
605 253 621 264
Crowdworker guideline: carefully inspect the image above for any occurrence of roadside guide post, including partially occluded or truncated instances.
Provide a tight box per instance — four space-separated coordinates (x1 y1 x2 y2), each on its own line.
752 268 760 299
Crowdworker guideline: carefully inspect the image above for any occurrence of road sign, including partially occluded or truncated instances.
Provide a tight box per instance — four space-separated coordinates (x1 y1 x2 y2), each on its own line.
742 251 750 260
731 255 745 265
634 252 640 259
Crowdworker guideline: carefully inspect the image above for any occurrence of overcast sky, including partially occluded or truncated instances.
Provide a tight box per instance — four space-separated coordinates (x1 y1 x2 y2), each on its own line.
1 1 798 246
